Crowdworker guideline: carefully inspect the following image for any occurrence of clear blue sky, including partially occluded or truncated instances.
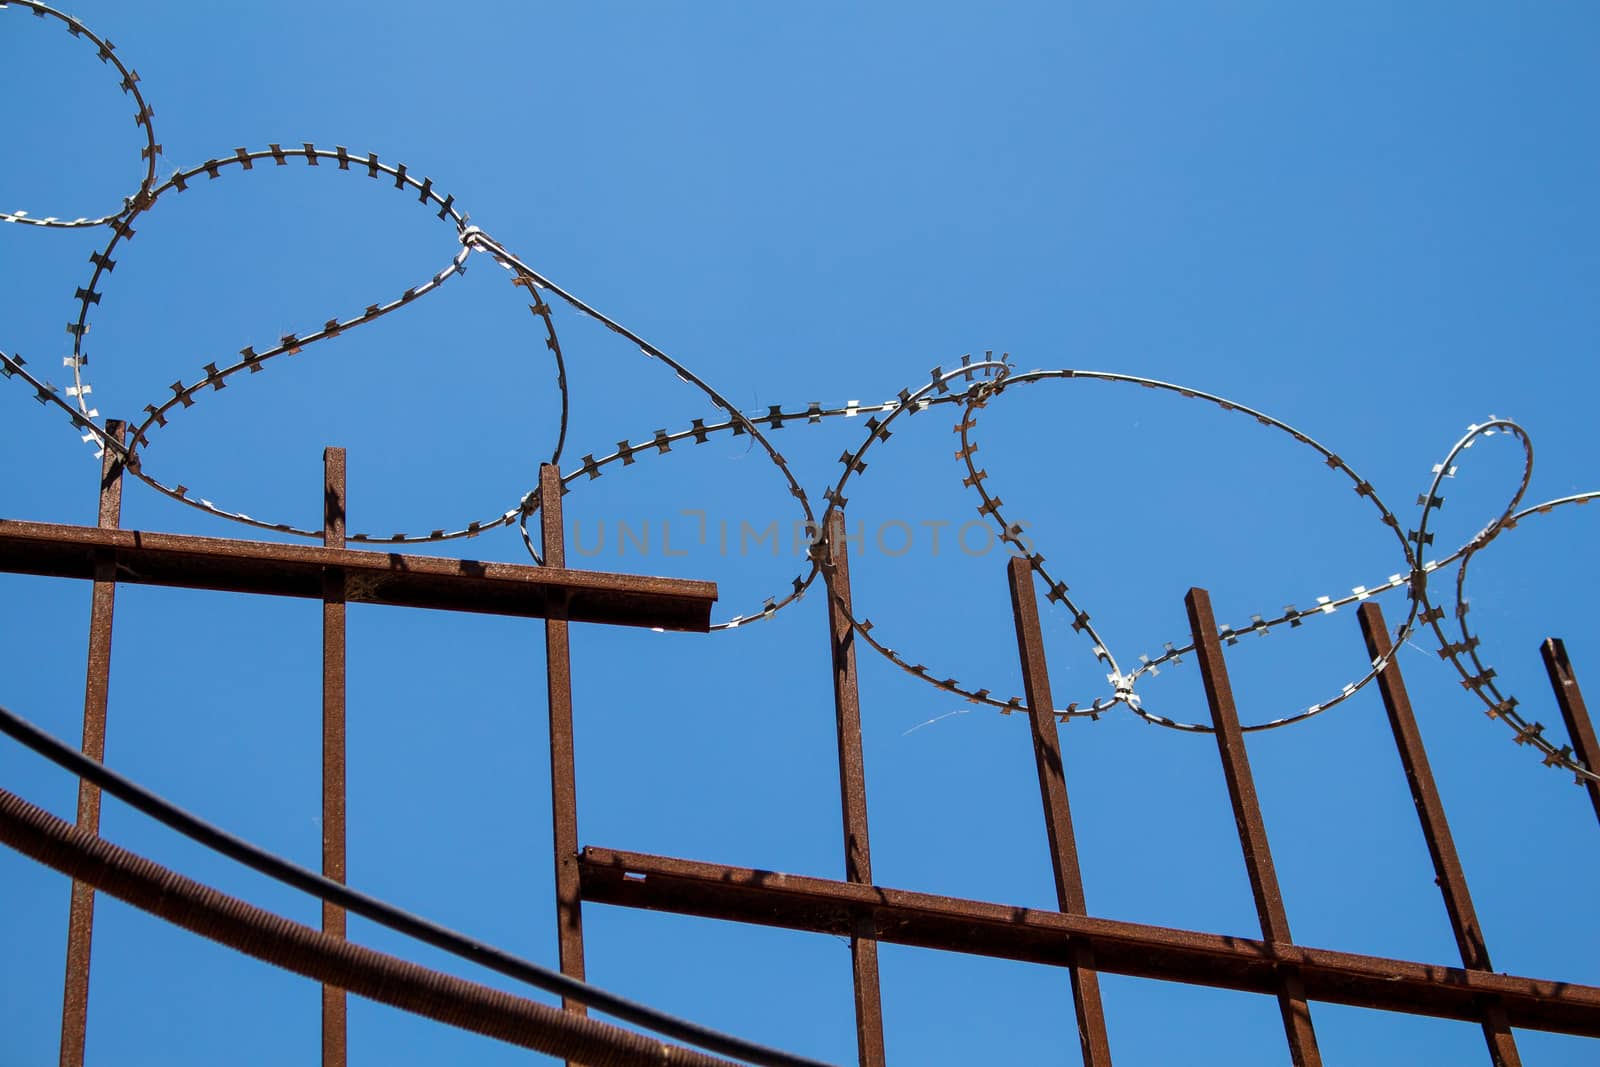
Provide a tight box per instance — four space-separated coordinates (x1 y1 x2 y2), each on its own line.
3 2 1598 1064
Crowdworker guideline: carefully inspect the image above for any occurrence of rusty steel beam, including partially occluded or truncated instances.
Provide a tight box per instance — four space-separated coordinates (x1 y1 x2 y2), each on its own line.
1006 557 1112 1067
577 847 1600 1037
541 463 587 1042
822 512 886 1067
0 519 715 631
1185 587 1322 1067
321 448 349 1067
1541 639 1600 828
1359 602 1521 1066
59 421 125 1067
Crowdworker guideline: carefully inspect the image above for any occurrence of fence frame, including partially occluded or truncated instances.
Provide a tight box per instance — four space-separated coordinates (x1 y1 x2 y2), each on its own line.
6 448 1596 1066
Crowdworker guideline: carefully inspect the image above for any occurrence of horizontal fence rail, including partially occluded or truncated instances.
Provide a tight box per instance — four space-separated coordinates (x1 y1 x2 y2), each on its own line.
577 846 1600 1039
0 519 715 630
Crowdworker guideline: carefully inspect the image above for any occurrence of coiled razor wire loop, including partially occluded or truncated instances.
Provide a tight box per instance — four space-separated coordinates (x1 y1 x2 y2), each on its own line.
1442 493 1600 785
0 1 160 229
950 368 1424 732
1410 419 1600 786
50 145 569 541
2 2 1596 791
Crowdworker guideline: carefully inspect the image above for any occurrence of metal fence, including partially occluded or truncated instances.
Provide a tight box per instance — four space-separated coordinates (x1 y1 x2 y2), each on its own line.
2 438 1597 1067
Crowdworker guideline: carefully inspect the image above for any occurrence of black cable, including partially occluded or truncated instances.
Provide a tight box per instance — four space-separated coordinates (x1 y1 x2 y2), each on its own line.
0 701 837 1067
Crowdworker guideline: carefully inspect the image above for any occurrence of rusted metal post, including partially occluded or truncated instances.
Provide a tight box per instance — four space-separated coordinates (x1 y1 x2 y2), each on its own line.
541 463 587 1033
821 511 886 1067
321 447 348 1067
1007 557 1113 1067
1359 602 1521 1066
1541 638 1600 827
1185 587 1322 1067
58 421 125 1067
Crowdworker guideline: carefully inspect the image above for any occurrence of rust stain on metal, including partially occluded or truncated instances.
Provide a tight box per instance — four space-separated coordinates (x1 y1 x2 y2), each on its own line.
1542 638 1600 827
0 519 716 631
1186 588 1323 1067
578 845 1600 1037
58 420 125 1067
542 463 588 1041
822 512 886 1067
1360 602 1521 1066
1007 557 1113 1066
322 447 349 1067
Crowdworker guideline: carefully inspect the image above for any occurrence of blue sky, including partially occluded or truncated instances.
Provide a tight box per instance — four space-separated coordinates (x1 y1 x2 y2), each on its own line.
3 2 1598 1064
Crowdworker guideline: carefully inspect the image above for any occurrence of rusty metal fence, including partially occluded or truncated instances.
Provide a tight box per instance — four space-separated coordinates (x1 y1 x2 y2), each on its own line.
2 440 1597 1067
4 3 1598 1063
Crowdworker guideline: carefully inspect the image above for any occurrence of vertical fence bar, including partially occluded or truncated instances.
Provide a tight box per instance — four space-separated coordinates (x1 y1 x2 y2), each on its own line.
1358 602 1520 1066
541 463 587 1034
1540 639 1600 828
321 447 348 1067
822 512 887 1067
58 421 125 1067
1007 558 1112 1067
1185 587 1322 1067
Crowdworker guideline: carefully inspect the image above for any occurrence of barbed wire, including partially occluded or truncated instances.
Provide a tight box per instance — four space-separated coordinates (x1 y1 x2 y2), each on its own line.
0 0 158 228
3 0 1596 793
